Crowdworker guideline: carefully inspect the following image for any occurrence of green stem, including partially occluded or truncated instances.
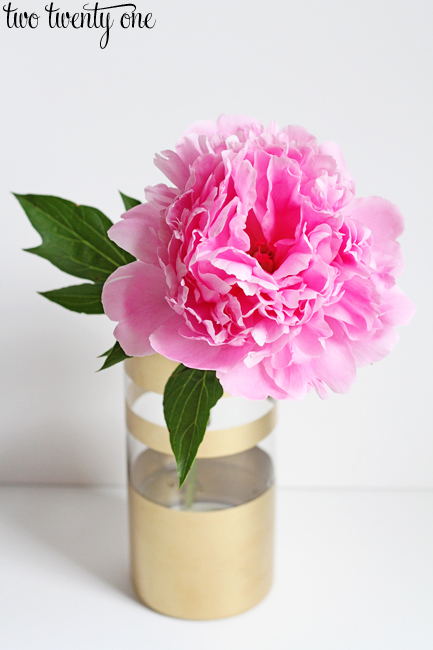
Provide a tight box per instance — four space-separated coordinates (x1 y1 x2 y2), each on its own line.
184 460 198 510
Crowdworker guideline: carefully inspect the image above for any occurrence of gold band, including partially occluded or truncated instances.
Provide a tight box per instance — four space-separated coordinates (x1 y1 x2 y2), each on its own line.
129 483 275 620
125 355 180 395
125 354 231 397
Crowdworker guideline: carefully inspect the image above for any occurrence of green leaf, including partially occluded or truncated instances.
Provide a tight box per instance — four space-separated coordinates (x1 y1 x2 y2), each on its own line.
98 341 131 370
16 194 135 284
40 283 104 314
120 191 141 211
163 365 224 487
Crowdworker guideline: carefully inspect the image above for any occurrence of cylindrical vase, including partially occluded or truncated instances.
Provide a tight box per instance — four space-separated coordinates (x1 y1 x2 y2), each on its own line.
125 354 276 620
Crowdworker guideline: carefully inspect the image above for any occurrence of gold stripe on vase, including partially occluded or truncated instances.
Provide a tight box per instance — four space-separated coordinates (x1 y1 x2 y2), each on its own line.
125 354 231 397
129 483 275 620
125 355 180 395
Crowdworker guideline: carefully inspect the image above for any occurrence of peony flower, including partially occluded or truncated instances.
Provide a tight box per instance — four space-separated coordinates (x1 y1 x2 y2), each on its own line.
102 115 415 400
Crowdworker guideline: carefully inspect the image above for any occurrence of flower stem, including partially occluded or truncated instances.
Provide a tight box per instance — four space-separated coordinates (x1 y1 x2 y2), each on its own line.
184 460 198 510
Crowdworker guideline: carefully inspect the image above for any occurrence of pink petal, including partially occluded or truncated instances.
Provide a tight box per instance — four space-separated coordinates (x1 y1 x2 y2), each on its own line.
349 326 399 366
318 141 353 179
181 120 218 138
266 360 315 400
154 150 189 189
273 234 312 279
176 125 217 167
312 335 356 393
108 204 161 265
232 156 257 211
149 315 253 372
144 183 179 209
380 286 416 327
216 114 263 136
217 360 288 400
102 262 172 357
294 317 332 357
342 197 404 250
279 125 316 144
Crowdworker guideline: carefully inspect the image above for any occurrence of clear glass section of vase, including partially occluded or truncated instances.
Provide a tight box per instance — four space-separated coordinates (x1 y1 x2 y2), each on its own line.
125 378 275 431
128 433 275 512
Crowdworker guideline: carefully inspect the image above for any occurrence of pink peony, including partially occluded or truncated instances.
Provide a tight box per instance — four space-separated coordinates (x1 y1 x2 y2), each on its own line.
102 116 415 400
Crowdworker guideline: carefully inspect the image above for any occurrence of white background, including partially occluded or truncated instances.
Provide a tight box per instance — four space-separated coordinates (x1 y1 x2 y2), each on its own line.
1 0 432 488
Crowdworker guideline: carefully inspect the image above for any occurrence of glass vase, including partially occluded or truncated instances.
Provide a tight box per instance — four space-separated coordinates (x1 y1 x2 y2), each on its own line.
125 354 276 620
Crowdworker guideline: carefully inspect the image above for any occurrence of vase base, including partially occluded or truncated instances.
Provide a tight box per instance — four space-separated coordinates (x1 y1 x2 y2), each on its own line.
128 483 275 620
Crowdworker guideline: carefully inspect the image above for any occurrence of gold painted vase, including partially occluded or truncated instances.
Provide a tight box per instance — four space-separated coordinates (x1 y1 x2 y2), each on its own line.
125 354 276 620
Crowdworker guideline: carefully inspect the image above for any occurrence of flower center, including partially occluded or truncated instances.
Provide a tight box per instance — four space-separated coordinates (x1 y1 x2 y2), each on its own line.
250 240 275 274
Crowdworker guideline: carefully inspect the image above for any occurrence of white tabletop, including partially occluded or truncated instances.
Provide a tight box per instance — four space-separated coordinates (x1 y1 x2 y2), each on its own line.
0 486 432 650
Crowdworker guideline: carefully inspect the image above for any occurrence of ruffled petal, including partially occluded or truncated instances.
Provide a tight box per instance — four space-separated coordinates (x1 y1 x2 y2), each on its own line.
107 204 161 265
342 196 404 250
102 262 172 356
380 286 416 327
216 114 263 136
154 150 189 190
312 335 356 393
318 141 353 179
150 316 254 372
349 326 399 366
217 360 288 400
